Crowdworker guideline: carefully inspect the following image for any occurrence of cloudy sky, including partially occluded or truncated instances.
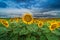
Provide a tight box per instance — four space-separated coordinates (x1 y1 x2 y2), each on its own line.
0 0 60 18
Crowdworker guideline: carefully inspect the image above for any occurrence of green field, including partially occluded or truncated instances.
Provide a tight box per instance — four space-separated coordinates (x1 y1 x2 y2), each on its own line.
0 18 60 40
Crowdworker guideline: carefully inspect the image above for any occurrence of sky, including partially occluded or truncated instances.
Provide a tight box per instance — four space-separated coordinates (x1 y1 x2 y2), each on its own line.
0 0 60 18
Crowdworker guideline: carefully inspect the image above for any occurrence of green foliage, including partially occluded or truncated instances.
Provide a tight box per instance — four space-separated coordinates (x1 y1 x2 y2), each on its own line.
0 18 60 40
45 33 59 40
26 24 38 33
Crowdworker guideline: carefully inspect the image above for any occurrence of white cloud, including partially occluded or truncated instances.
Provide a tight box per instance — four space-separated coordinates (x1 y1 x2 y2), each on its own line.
0 8 60 18
0 8 33 18
0 8 32 15
42 10 60 15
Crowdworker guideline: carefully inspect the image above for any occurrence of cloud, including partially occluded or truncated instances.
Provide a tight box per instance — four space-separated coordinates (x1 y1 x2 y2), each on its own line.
0 2 7 8
0 0 60 10
30 9 60 18
0 8 32 14
0 8 60 18
0 0 60 18
0 8 32 18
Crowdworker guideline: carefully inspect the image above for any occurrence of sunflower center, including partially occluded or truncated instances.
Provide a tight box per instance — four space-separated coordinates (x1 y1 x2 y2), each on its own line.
51 24 57 29
4 23 8 25
39 23 42 26
58 22 60 25
24 15 32 22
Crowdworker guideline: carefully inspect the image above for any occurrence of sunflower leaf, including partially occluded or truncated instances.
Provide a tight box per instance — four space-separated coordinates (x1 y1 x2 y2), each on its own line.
45 33 59 40
26 24 38 32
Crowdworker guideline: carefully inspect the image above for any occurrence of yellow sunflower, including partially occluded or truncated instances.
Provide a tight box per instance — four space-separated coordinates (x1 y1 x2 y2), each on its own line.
47 20 57 25
10 18 14 22
38 21 43 28
49 22 58 31
57 22 60 27
33 19 39 24
39 19 46 22
0 19 3 22
14 17 20 23
22 13 33 24
1 20 9 28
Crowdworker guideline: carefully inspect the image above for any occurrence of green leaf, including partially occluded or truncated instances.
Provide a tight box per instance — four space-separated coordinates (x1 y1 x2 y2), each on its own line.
26 24 38 32
9 34 18 40
20 35 26 40
26 36 36 40
45 33 59 40
51 28 60 36
0 33 7 39
40 35 47 40
40 24 50 34
13 27 21 34
19 27 29 35
0 27 8 33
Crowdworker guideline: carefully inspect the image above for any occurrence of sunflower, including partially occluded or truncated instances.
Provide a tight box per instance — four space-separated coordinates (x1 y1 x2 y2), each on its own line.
14 17 19 23
33 19 39 24
38 21 43 28
0 19 3 22
49 22 58 31
39 19 46 22
10 18 14 22
1 20 9 28
22 13 33 24
47 20 57 25
57 22 60 27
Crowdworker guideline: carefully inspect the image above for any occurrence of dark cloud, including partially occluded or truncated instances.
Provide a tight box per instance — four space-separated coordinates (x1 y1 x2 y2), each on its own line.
43 0 60 9
0 2 7 8
0 0 60 11
0 0 60 18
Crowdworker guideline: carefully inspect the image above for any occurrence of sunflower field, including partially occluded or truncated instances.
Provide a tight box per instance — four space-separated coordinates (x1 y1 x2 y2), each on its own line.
0 13 60 40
